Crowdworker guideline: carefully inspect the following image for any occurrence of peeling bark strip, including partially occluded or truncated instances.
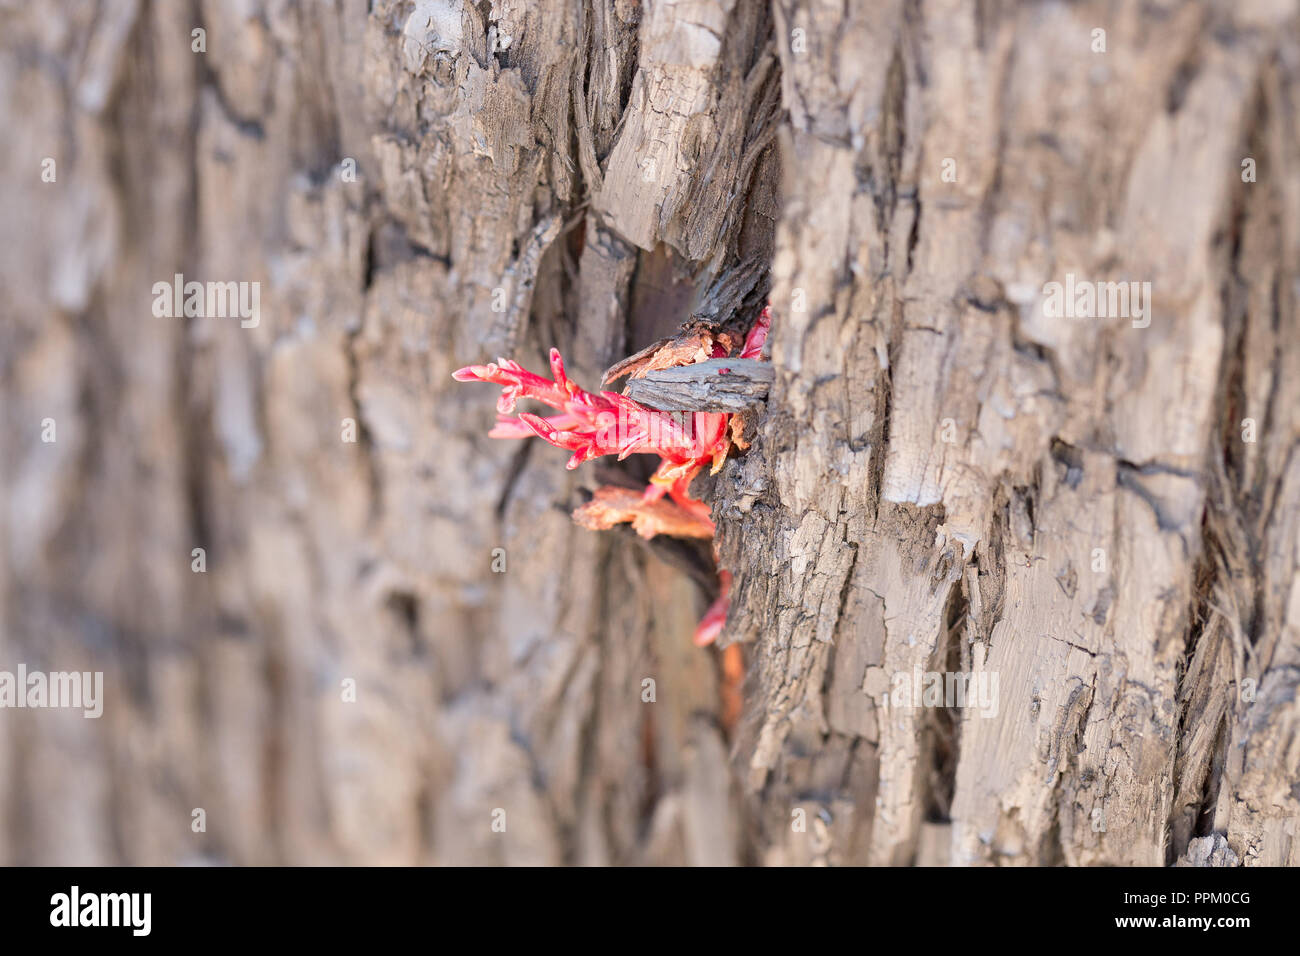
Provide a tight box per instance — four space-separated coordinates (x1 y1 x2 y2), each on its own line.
625 358 773 412
1 0 1297 869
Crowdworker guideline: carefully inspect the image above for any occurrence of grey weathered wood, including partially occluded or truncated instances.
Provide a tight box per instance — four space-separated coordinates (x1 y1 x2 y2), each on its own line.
624 358 773 412
3 0 1298 871
0 0 776 866
713 0 1300 868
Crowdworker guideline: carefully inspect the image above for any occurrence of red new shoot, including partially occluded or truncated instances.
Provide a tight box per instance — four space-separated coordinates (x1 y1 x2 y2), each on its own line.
455 307 770 650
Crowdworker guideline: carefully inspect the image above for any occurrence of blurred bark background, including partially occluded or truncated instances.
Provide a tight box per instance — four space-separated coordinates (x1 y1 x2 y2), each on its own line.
1 0 1297 866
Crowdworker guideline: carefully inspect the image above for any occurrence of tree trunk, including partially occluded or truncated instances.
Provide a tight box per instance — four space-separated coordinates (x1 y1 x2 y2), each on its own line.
2 0 1297 866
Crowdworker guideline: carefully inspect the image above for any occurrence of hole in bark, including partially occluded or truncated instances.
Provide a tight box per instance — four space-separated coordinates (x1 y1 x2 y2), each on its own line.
1193 715 1228 839
1168 510 1234 861
922 583 967 824
1049 437 1084 489
386 590 418 630
385 591 423 658
1165 48 1202 113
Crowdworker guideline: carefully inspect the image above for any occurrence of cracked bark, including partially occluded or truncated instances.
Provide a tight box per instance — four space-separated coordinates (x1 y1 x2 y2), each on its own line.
716 0 1300 866
2 0 1298 868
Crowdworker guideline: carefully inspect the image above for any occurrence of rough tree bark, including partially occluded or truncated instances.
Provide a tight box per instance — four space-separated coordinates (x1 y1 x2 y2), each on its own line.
1 0 1297 866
